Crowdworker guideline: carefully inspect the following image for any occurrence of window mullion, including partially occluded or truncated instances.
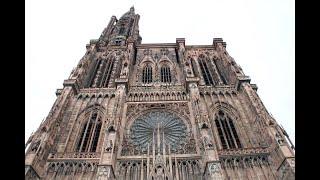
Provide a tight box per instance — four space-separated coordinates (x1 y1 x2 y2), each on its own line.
149 66 152 83
164 67 167 83
146 66 149 83
168 68 171 83
218 117 230 149
221 117 233 148
166 67 170 83
161 67 164 82
147 66 149 83
143 68 145 83
160 67 162 82
226 116 239 149
91 119 102 152
88 112 99 152
206 61 215 85
79 111 93 152
199 60 208 85
103 61 114 87
203 61 213 85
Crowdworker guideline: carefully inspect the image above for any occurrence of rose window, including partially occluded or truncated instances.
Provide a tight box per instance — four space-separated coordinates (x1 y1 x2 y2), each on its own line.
130 111 188 153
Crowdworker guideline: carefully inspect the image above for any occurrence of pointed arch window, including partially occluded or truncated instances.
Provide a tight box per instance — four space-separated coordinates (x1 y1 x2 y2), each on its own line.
190 59 198 77
160 65 172 83
101 59 114 87
76 111 102 152
142 65 152 83
90 58 114 88
215 110 241 149
89 59 102 87
198 56 214 85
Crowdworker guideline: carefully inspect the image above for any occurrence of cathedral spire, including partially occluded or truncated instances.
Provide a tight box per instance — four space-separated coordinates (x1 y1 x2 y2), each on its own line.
105 6 140 46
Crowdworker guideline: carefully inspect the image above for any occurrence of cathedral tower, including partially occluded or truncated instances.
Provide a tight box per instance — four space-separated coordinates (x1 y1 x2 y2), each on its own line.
25 7 295 180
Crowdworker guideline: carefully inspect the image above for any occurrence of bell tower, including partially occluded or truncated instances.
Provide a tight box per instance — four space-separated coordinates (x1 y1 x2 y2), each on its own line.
25 7 295 180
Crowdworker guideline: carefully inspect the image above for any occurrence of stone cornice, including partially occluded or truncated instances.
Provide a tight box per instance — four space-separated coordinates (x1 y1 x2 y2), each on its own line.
185 45 215 49
235 75 251 90
47 152 100 161
198 85 237 94
77 88 116 98
136 43 177 48
63 79 80 95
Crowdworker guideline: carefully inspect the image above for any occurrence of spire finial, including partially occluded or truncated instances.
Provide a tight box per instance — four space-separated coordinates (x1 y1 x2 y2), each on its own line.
130 6 135 13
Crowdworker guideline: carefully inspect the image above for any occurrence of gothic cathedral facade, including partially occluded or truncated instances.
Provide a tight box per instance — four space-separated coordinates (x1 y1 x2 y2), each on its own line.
25 7 295 180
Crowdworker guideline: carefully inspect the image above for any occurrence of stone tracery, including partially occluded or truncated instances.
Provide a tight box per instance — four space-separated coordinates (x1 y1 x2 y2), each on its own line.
130 111 188 153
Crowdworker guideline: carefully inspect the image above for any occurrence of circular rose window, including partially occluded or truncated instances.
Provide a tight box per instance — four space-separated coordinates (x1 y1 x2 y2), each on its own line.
130 111 188 152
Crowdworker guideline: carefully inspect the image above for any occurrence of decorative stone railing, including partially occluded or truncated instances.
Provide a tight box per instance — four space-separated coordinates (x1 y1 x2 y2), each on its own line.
48 152 100 160
127 85 189 102
218 147 269 157
77 88 116 98
129 85 186 92
218 147 271 168
198 85 237 94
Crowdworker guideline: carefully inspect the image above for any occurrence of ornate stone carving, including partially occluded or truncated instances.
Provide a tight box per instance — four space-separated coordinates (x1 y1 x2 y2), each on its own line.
48 152 100 159
97 166 114 179
275 132 285 145
143 49 152 56
208 162 221 174
105 140 113 152
126 102 190 122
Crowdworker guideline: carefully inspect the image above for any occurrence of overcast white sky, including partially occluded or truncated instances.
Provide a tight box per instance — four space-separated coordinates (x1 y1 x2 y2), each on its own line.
26 0 294 145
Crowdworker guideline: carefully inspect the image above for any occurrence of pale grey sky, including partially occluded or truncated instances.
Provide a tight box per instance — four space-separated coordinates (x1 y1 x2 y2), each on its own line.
26 0 294 145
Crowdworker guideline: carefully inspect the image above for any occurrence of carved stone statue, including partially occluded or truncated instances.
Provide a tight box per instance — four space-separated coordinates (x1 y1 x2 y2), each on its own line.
120 62 129 77
105 140 113 152
275 133 284 145
203 136 214 150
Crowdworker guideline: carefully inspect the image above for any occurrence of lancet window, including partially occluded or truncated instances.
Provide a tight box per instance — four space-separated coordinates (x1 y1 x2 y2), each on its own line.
160 65 172 83
90 58 114 87
198 56 215 85
142 64 153 84
215 110 241 149
76 111 102 152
